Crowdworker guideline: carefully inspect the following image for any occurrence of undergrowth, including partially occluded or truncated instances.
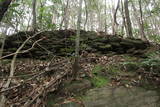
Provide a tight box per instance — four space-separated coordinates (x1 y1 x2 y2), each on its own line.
90 64 109 87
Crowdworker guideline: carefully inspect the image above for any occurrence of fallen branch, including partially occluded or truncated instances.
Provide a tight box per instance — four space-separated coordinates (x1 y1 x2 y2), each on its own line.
0 59 69 94
0 37 44 60
23 68 69 107
0 31 45 106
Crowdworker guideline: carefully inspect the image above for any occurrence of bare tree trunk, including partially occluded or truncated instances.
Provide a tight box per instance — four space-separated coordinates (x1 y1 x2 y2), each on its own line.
0 30 7 65
112 0 120 35
131 0 147 41
138 0 147 41
32 0 37 31
120 0 125 36
60 0 70 30
124 0 133 38
73 0 83 77
0 0 12 22
104 0 107 34
64 0 70 30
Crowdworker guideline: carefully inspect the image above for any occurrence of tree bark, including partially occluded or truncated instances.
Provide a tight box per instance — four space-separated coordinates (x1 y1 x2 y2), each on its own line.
104 0 107 34
60 0 70 30
32 0 37 31
138 0 147 41
131 0 147 41
0 0 12 22
112 0 120 35
124 0 133 38
120 0 126 36
73 0 83 76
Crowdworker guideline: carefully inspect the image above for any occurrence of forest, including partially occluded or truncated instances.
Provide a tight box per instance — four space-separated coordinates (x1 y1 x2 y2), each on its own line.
0 0 160 107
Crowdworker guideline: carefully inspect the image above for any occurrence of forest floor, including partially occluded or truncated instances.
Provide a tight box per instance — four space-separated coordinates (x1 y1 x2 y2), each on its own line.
47 51 160 107
1 49 160 107
0 30 160 107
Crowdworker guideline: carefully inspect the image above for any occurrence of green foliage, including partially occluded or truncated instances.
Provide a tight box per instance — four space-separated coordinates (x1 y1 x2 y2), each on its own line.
0 0 5 2
146 51 160 59
91 76 108 88
10 3 20 8
141 58 160 67
90 65 109 87
148 35 160 43
122 51 160 73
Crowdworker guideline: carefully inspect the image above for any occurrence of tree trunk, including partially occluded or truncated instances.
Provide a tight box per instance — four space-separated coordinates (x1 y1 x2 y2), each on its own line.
73 0 83 76
60 0 70 30
112 0 120 35
32 0 37 31
0 0 12 22
131 0 147 41
124 0 133 38
104 0 107 34
0 32 6 65
138 0 147 41
120 0 125 36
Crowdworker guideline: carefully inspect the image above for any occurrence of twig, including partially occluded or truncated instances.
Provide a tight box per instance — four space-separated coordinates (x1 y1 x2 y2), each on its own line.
0 70 46 94
0 72 39 79
0 31 45 106
23 69 69 107
0 59 69 94
0 38 44 60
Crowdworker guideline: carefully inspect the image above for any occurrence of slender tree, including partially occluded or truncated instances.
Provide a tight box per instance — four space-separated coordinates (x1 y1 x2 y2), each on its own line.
104 0 107 34
73 0 83 77
112 0 120 35
60 0 70 30
131 0 147 41
32 0 37 31
124 0 133 38
138 0 147 41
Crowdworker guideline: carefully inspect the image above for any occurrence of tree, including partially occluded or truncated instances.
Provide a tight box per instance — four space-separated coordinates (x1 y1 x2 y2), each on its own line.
120 0 126 36
32 0 37 31
131 0 147 41
59 0 70 30
0 0 12 22
138 0 147 41
104 0 107 34
73 0 83 77
112 0 120 35
124 0 133 38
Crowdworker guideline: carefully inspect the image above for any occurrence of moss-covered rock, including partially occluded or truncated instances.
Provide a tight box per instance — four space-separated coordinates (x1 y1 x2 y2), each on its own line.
3 30 150 59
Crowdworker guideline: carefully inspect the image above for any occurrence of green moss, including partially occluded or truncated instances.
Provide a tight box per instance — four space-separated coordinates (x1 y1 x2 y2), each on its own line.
99 44 112 51
91 76 109 88
60 47 74 53
90 65 109 87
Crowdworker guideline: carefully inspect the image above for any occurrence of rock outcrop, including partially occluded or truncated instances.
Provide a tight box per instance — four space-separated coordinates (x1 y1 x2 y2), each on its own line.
2 30 150 59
